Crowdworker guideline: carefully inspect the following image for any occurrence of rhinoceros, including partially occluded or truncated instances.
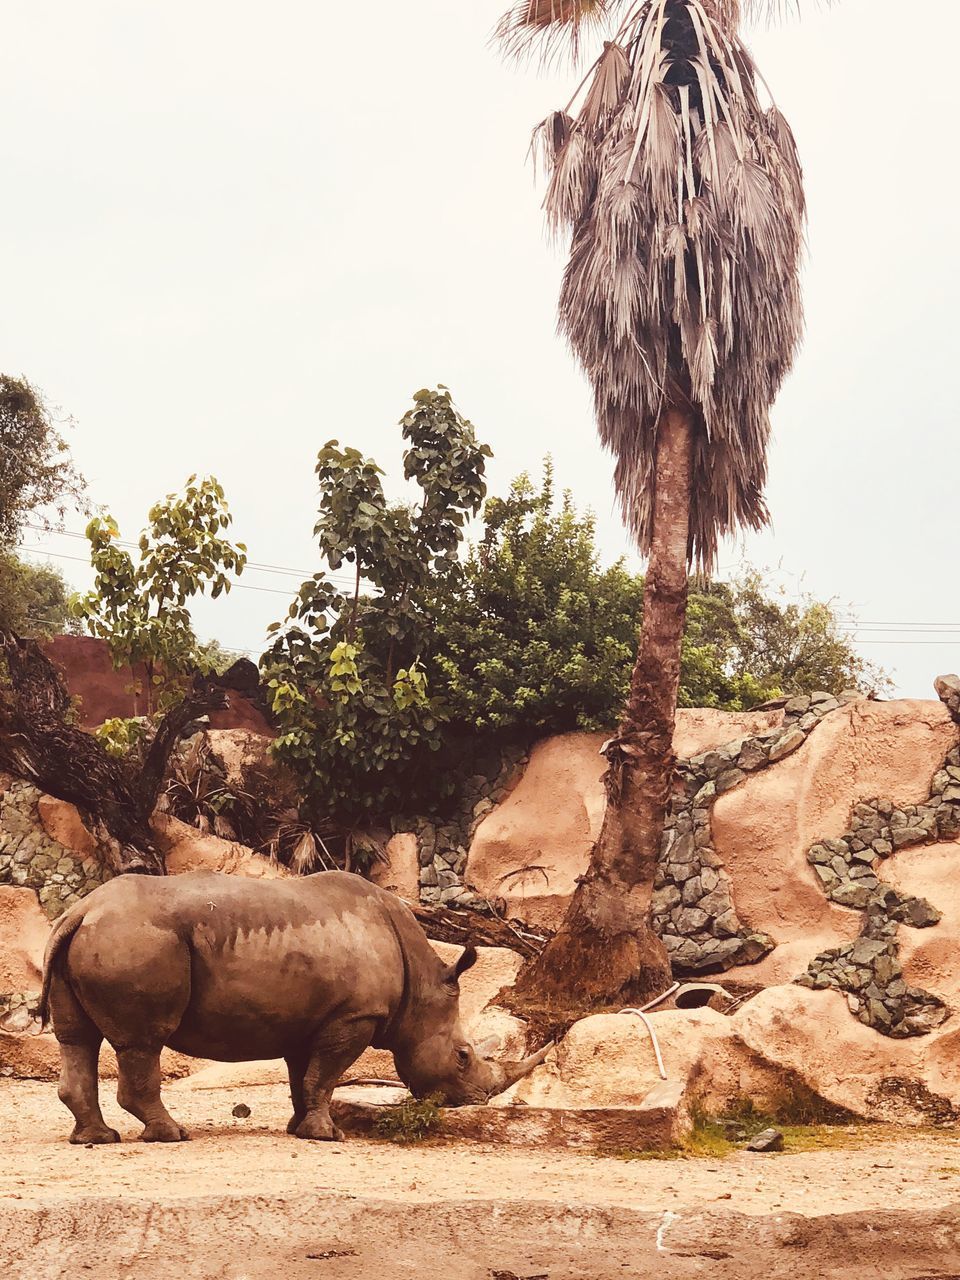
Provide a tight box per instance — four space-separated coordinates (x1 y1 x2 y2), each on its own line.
38 870 549 1145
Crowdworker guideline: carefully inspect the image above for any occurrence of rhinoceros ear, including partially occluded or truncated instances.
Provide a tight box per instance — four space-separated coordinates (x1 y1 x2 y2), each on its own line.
446 945 478 986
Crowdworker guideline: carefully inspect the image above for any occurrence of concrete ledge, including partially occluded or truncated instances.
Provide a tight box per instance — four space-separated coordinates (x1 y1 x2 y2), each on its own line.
330 1080 687 1151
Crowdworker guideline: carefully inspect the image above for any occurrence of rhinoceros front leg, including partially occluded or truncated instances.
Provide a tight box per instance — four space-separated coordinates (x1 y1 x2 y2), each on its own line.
291 1019 377 1142
116 1047 189 1142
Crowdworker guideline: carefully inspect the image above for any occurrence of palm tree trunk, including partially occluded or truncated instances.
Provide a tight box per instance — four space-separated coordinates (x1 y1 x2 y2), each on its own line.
512 408 693 1013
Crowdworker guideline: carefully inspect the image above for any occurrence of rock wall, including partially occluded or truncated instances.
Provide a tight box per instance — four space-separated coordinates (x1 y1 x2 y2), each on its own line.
464 708 783 930
0 782 107 920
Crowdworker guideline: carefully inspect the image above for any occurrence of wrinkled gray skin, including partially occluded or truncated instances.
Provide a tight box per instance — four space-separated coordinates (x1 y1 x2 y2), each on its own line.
39 871 549 1145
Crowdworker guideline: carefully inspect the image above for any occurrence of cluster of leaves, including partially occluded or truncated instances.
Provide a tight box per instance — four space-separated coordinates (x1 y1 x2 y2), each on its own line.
261 388 491 826
431 462 888 735
680 575 891 709
374 1094 445 1144
431 460 643 733
0 375 86 544
0 550 79 639
70 476 247 713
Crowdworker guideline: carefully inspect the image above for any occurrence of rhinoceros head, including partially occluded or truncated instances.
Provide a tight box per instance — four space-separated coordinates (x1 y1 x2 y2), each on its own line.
393 945 553 1106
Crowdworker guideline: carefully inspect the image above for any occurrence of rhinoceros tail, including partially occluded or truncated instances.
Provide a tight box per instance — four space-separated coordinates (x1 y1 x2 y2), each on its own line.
36 899 90 1028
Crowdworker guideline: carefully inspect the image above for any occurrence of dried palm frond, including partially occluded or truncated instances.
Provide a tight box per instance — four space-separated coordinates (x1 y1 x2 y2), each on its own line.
494 0 633 62
537 0 805 568
494 0 815 65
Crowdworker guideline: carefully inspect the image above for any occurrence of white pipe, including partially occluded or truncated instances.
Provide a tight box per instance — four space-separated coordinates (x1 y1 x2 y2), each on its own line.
618 981 681 1081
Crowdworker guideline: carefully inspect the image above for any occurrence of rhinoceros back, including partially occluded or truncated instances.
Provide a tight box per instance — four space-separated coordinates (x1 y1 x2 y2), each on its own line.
48 871 414 1063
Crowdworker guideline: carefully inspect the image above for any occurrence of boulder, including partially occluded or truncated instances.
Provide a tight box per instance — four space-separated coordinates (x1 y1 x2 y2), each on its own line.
0 886 49 993
36 797 98 858
369 832 420 901
508 1008 731 1109
152 814 286 879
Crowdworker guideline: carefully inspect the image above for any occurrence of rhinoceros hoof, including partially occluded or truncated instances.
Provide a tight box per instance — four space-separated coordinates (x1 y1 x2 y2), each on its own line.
141 1120 190 1143
69 1125 121 1145
294 1113 344 1142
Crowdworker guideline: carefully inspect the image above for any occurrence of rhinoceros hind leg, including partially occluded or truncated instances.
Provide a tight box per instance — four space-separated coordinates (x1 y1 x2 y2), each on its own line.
292 1019 377 1142
59 1043 121 1145
116 1047 189 1142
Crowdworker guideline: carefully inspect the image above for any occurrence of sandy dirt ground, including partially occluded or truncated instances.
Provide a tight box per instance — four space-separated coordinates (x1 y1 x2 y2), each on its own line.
4 1080 960 1279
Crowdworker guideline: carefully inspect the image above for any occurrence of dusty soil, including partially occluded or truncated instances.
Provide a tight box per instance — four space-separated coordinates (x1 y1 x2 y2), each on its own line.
3 1081 960 1278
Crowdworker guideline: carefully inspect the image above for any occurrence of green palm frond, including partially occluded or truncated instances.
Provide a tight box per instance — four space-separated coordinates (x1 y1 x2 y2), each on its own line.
535 0 805 568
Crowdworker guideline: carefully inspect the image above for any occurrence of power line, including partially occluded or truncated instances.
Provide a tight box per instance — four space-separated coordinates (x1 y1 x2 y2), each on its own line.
15 545 299 598
22 522 358 587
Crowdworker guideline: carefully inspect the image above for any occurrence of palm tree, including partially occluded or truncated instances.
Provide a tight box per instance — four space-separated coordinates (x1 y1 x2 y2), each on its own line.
496 0 807 1012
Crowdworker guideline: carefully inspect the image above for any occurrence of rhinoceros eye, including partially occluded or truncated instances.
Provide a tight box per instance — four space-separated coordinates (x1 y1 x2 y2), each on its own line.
455 1046 471 1071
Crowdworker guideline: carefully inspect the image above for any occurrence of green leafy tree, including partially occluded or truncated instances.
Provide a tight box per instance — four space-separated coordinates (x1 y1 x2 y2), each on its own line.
71 476 247 714
432 465 886 735
433 461 644 734
0 550 79 639
261 387 491 829
681 575 890 707
0 375 85 544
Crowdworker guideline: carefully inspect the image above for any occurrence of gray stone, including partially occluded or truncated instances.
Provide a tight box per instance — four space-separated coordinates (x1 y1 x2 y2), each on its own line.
675 907 710 934
737 740 769 772
670 834 697 864
715 769 745 795
746 1128 784 1153
419 865 439 888
831 882 872 909
784 696 811 716
768 728 806 762
891 826 929 849
812 865 841 890
900 898 941 928
681 876 703 907
698 888 733 917
713 909 740 937
652 885 681 914
848 938 888 965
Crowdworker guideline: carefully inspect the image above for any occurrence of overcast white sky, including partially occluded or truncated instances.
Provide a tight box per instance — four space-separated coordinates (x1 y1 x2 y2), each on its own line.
3 1 958 697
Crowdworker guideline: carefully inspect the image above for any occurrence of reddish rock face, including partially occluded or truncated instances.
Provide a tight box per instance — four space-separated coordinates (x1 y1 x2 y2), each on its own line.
42 635 273 736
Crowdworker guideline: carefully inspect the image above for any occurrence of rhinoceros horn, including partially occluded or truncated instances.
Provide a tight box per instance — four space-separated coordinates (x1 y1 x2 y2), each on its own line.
487 1041 555 1098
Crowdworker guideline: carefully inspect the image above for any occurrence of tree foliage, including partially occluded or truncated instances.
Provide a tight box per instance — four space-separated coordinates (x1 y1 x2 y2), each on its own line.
0 550 77 639
70 476 247 713
431 460 643 733
432 463 887 734
0 375 86 544
261 388 491 827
